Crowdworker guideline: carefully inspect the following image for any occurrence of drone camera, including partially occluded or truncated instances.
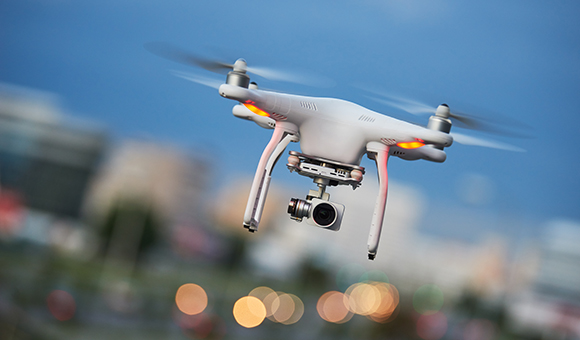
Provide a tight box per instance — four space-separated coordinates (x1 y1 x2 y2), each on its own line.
288 198 344 231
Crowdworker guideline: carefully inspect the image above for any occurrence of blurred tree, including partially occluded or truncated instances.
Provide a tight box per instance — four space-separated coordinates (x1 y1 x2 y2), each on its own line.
98 199 161 264
298 257 331 294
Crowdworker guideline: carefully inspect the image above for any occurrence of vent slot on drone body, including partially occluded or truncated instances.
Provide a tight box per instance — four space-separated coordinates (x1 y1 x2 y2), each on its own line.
270 113 288 120
300 101 318 111
380 138 397 145
358 115 376 123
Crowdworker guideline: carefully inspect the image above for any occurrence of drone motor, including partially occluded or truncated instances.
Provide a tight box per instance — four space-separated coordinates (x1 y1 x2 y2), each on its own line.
428 104 452 134
226 59 250 88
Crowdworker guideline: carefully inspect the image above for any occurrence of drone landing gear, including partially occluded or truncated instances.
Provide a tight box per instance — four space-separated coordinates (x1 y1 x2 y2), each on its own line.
366 142 390 260
287 147 390 261
243 124 299 232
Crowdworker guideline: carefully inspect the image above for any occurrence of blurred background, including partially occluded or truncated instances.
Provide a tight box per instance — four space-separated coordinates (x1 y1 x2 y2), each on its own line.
1 1 579 339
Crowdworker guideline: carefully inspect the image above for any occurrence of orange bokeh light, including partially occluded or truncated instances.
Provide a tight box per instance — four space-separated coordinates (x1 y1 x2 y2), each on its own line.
340 282 400 323
233 296 266 328
249 286 279 317
175 283 208 315
249 287 304 325
367 283 399 323
317 291 352 324
280 294 304 325
345 282 382 315
271 293 294 323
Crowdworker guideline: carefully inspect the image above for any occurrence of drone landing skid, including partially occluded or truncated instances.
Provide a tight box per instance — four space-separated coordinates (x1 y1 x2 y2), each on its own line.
286 151 365 189
366 143 390 260
243 125 299 232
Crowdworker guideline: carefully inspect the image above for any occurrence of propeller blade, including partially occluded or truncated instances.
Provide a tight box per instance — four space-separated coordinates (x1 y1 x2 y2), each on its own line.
448 111 486 130
146 42 334 87
364 91 531 137
451 132 525 152
171 70 223 89
145 42 233 74
247 66 334 87
365 95 435 115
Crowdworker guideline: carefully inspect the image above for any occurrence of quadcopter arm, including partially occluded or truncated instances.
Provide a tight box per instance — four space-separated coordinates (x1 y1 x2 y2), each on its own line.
244 122 299 232
232 104 275 129
366 142 390 260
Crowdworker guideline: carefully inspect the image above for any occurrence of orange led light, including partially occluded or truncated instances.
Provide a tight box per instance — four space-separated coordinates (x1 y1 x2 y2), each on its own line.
243 103 270 117
396 141 425 149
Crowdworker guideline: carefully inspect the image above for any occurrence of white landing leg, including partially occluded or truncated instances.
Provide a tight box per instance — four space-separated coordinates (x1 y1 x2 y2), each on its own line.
366 142 390 260
243 124 299 232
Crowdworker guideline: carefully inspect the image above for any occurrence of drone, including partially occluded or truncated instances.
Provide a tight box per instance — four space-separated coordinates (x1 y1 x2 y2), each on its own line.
147 43 524 260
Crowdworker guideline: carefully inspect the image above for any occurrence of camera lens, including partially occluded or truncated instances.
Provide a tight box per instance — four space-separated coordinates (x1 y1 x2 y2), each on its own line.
288 198 311 219
312 203 336 227
288 198 299 215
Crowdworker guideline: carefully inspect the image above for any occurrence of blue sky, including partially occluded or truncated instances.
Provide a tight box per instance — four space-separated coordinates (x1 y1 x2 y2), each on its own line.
1 0 579 240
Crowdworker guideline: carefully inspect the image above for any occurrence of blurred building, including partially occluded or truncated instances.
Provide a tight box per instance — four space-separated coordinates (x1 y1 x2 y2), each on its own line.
509 220 580 338
84 139 212 257
0 83 107 238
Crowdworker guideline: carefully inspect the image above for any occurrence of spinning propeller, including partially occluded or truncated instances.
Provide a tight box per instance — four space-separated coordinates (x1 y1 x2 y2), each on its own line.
145 42 330 87
365 92 527 152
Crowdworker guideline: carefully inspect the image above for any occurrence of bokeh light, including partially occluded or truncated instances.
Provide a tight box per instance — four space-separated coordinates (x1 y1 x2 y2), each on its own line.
248 286 276 301
248 287 304 325
280 294 304 325
318 281 403 325
345 282 382 315
413 284 444 315
367 283 399 323
343 281 400 322
416 312 448 340
317 291 352 324
46 289 76 321
271 293 295 324
233 296 266 328
249 286 279 317
175 283 208 315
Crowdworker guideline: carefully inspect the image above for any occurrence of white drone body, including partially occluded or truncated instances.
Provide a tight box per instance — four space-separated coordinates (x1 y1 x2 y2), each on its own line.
216 59 456 260
147 46 522 260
